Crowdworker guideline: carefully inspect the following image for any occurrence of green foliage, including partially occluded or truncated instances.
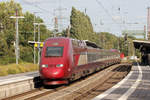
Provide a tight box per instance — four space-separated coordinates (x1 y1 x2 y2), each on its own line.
20 46 33 62
119 38 128 56
70 7 119 50
0 57 16 65
0 63 39 76
0 67 8 76
70 7 94 41
17 65 26 73
0 34 8 57
119 36 140 57
97 32 118 49
97 32 140 57
70 7 140 57
0 1 52 65
7 66 20 74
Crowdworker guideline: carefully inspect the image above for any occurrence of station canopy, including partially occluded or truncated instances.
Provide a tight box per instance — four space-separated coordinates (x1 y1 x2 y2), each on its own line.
133 40 150 52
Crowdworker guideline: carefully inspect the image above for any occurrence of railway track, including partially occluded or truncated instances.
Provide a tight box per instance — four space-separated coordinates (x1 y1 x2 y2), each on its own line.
2 63 131 100
74 63 131 100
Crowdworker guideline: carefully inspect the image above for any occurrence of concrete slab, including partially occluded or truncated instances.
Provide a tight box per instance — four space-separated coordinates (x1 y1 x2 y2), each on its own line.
0 71 38 85
0 71 39 99
93 63 150 100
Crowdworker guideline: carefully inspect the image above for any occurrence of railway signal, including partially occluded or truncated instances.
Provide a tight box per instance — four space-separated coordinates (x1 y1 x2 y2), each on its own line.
33 23 44 64
28 41 44 64
33 12 41 64
34 42 43 48
124 34 128 41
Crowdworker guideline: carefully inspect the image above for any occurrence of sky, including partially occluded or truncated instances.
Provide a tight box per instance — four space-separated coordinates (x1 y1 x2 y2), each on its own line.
1 0 150 37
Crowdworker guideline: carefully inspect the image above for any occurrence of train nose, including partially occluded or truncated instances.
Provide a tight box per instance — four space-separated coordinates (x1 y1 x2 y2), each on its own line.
40 66 65 79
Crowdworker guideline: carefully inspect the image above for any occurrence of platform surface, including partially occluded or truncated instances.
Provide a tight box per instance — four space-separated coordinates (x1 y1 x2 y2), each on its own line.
93 63 150 100
0 71 38 85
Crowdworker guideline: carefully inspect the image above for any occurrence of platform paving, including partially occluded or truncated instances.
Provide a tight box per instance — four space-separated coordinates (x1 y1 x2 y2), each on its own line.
0 71 38 85
93 63 150 100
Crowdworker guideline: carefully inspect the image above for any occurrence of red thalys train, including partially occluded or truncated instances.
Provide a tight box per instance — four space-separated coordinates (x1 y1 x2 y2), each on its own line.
40 37 121 85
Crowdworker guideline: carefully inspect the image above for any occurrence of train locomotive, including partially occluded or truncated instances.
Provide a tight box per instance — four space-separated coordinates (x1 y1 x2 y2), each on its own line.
40 37 121 85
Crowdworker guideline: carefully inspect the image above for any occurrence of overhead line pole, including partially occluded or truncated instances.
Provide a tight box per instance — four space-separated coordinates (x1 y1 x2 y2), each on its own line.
10 9 24 64
34 23 44 65
54 0 67 35
54 17 58 37
33 12 40 64
33 13 36 64
147 7 150 40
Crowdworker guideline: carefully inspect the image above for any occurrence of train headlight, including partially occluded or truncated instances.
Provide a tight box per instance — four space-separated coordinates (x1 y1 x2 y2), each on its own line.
56 64 64 67
41 64 48 68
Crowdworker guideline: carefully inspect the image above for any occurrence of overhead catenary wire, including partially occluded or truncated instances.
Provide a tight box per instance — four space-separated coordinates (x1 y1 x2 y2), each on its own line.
95 0 125 35
22 0 53 15
22 0 69 32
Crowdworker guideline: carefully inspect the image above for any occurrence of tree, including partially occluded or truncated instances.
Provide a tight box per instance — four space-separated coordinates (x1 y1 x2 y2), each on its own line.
0 0 52 64
97 32 118 49
70 7 94 41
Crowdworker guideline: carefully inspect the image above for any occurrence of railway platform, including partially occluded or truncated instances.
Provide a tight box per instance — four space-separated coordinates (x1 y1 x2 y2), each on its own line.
0 71 39 99
93 63 150 100
0 71 38 85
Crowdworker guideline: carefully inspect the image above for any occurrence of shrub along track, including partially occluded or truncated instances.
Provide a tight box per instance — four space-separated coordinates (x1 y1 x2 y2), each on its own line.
2 63 131 100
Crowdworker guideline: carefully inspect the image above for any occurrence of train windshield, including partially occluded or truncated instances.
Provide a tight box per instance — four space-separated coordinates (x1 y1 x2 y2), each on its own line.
45 47 64 57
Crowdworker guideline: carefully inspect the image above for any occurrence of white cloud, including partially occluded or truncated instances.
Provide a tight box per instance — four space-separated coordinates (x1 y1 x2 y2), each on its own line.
112 16 121 20
136 16 146 19
23 0 43 3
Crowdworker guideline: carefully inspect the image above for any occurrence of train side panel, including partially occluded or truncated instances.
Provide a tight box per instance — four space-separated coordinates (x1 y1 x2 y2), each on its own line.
70 47 121 81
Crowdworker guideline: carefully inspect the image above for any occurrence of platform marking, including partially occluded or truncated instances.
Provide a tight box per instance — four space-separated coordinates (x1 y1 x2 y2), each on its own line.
118 62 142 100
92 65 134 100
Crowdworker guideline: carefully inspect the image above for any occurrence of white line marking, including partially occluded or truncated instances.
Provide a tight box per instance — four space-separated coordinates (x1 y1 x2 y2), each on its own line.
92 65 134 100
118 62 142 100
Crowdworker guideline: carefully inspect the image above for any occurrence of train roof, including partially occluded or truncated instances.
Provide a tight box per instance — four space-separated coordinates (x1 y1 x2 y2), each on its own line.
44 37 102 49
83 40 102 49
45 37 70 41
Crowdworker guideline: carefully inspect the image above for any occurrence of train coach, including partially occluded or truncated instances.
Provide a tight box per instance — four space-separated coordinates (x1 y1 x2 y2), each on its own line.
39 37 121 85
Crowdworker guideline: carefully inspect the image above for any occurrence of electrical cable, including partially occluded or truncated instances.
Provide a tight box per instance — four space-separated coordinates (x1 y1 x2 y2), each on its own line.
95 0 124 35
22 0 53 15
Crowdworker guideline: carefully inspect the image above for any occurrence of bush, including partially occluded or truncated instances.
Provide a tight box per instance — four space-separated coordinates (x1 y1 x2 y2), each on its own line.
17 65 26 73
0 57 16 65
0 67 8 76
0 63 39 76
7 67 20 74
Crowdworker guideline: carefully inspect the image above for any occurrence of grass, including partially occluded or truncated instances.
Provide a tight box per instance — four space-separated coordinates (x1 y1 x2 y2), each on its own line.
0 63 39 76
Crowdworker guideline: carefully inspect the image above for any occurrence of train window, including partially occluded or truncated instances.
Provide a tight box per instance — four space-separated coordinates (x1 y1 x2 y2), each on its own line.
45 47 64 57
